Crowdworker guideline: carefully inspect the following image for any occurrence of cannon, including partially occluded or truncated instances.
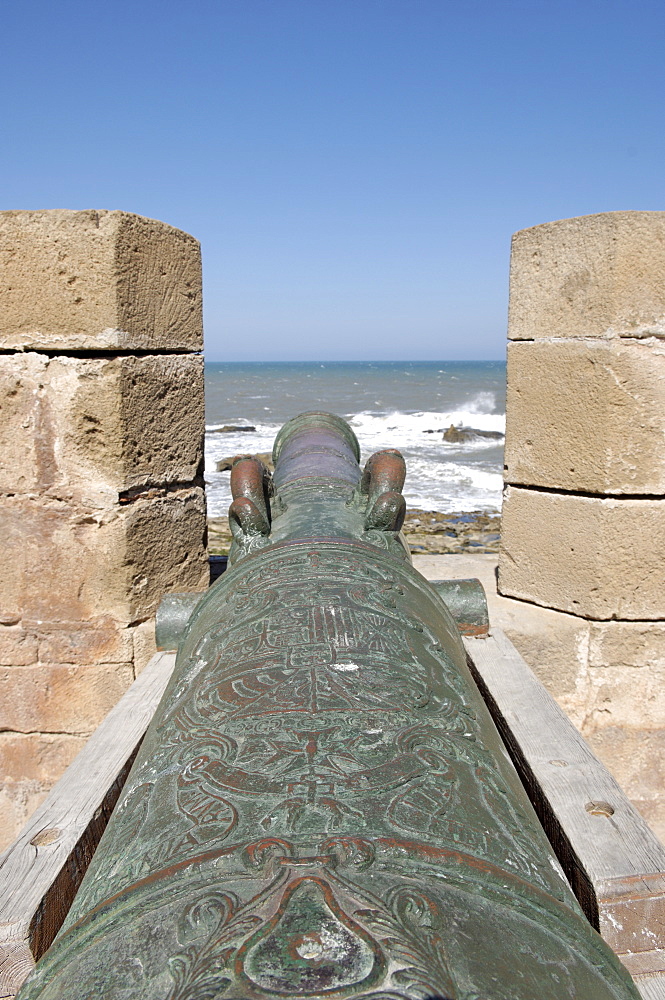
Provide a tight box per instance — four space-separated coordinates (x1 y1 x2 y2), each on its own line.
19 413 640 999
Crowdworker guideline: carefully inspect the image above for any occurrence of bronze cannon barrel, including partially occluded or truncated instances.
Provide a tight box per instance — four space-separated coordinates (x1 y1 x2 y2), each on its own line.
19 413 639 999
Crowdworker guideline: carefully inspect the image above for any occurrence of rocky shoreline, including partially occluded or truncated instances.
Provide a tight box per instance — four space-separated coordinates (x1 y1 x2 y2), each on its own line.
399 509 500 554
207 508 500 556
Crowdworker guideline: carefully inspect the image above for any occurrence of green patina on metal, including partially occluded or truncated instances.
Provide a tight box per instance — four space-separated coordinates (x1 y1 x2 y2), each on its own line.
155 592 205 652
428 578 489 637
19 413 640 999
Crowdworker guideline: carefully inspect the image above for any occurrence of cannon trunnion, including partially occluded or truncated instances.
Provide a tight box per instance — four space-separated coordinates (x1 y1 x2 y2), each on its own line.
19 413 640 999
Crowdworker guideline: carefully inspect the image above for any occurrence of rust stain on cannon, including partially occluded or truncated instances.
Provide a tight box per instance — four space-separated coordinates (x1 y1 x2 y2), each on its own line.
18 413 640 999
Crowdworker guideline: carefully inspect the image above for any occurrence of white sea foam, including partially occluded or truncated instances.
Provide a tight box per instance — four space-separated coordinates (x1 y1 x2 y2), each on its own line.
466 390 498 414
349 406 505 451
399 455 504 513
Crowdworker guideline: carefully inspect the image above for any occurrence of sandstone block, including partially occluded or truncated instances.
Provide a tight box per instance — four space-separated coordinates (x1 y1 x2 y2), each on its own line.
0 780 48 854
133 619 157 675
0 731 85 783
508 211 665 341
584 663 665 730
0 732 85 852
588 620 665 671
585 727 665 844
119 486 210 615
498 486 665 618
33 618 136 666
0 351 204 504
504 338 665 494
0 210 202 351
0 625 38 666
0 488 208 626
583 624 665 732
0 663 134 734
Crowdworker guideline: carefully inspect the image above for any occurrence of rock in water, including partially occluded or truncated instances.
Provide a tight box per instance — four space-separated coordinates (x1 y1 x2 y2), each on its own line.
211 424 256 433
442 424 503 443
216 452 274 472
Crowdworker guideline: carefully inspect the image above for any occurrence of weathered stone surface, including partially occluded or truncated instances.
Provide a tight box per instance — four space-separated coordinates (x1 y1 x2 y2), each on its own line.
0 352 204 504
0 731 85 782
0 625 39 666
493 614 664 734
0 210 202 351
0 208 208 852
0 488 208 626
588 620 665 671
14 618 157 671
585 727 665 845
132 619 157 675
0 663 134 734
585 621 665 736
501 613 590 726
33 618 136 666
505 338 665 494
121 487 209 613
508 211 665 341
584 663 665 730
0 732 85 852
0 780 48 855
499 487 665 619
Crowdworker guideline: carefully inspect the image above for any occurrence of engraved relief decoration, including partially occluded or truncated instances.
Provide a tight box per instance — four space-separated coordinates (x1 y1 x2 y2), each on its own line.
71 549 566 917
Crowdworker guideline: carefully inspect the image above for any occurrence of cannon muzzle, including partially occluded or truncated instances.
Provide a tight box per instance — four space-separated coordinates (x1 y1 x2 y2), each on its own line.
19 413 640 999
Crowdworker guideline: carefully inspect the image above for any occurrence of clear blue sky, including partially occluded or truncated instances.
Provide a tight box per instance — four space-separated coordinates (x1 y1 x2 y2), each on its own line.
2 0 664 361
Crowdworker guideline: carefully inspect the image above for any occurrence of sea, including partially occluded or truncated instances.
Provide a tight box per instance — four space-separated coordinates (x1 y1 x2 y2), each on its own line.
204 361 506 517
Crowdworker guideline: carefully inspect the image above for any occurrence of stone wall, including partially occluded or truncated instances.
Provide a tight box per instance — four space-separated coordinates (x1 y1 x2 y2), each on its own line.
498 211 665 839
0 210 209 850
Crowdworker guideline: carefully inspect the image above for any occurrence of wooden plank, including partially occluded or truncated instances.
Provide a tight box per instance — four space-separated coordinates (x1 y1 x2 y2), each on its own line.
464 627 665 997
638 979 665 1000
0 651 177 1000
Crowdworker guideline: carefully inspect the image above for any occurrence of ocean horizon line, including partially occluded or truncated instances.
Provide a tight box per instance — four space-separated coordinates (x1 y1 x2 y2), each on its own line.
204 358 506 365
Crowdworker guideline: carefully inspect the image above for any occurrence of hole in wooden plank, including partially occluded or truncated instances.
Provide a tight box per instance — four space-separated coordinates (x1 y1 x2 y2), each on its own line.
585 800 615 817
30 828 62 848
